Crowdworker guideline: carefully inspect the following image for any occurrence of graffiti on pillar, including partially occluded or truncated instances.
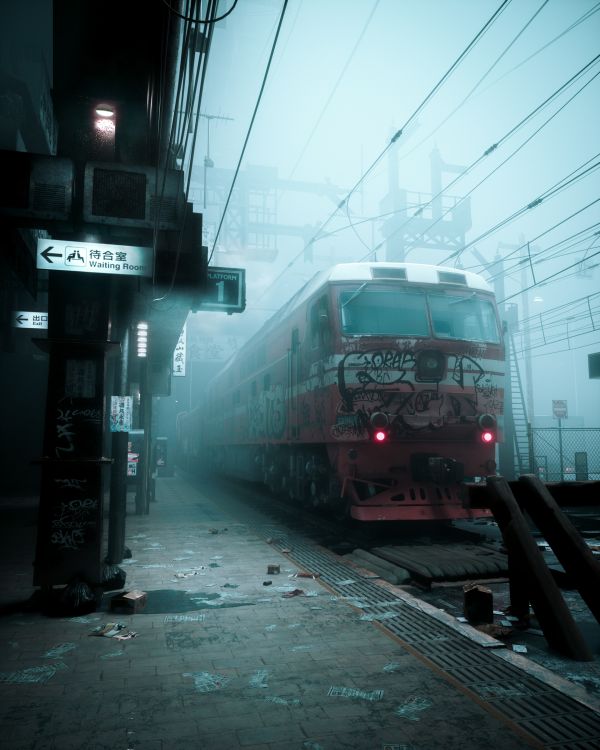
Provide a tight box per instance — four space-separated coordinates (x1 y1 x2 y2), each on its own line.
55 399 103 458
48 477 100 551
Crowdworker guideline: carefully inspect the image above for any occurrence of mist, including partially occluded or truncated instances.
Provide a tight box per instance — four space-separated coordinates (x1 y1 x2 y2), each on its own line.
164 0 600 431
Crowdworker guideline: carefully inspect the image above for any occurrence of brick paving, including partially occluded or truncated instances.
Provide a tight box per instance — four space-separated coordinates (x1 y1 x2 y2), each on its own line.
0 477 543 749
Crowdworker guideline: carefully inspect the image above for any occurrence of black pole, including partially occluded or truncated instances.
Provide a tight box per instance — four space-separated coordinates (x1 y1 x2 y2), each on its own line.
107 431 128 564
558 416 564 481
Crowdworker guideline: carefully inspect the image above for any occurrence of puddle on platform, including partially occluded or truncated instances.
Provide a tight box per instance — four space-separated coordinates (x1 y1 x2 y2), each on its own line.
139 589 255 614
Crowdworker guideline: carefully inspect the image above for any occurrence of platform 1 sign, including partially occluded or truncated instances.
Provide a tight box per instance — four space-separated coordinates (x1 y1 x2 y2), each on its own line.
198 267 246 314
37 239 152 278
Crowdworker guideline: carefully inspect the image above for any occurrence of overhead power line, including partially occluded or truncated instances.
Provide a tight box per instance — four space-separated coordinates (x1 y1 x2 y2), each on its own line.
208 0 289 264
153 0 218 304
255 0 512 303
355 56 600 264
479 1 600 97
285 0 381 185
161 0 239 24
438 151 600 267
500 246 600 304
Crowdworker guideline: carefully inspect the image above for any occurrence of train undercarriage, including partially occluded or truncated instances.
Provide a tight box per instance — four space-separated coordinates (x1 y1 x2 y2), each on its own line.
222 442 494 523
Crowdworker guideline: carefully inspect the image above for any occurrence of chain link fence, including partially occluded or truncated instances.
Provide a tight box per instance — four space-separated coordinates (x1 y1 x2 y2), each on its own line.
530 428 600 482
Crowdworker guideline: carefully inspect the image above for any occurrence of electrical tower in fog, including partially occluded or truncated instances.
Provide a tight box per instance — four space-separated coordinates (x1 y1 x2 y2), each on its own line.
380 147 471 262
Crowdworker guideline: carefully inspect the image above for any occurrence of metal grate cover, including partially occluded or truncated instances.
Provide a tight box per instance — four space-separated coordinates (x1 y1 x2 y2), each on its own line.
263 527 600 748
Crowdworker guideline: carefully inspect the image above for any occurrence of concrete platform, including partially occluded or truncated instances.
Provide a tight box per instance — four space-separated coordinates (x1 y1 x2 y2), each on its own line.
0 475 599 749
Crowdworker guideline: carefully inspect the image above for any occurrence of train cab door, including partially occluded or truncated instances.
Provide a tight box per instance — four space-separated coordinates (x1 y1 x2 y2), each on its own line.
289 326 300 440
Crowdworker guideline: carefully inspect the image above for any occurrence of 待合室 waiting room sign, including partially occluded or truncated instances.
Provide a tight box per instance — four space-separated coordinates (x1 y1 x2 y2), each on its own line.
37 239 152 278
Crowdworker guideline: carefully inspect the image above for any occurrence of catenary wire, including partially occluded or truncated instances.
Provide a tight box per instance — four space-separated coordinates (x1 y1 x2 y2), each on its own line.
161 0 239 24
484 224 600 282
348 56 600 263
478 1 600 99
254 0 512 303
285 0 381 185
154 0 218 303
208 0 289 265
399 62 600 265
499 246 600 303
438 152 600 267
372 0 551 181
151 0 200 287
469 199 600 280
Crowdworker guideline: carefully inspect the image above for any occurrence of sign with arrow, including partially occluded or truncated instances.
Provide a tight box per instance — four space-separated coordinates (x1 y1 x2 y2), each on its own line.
12 311 48 329
37 239 153 278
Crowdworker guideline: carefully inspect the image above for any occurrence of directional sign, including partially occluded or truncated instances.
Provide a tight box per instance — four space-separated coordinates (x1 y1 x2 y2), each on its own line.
198 267 246 314
12 310 48 329
37 239 153 278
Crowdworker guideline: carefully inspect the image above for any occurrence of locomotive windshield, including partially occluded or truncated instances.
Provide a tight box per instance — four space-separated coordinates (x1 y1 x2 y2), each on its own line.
428 292 500 343
339 286 500 343
340 289 429 336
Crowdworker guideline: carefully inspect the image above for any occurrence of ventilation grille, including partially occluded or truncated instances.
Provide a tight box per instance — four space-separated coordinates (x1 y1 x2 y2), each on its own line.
32 183 67 213
83 162 184 229
91 168 146 220
438 270 467 285
0 152 73 220
371 266 407 280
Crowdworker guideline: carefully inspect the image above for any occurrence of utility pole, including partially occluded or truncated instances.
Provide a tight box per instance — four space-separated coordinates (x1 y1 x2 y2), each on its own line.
200 113 233 208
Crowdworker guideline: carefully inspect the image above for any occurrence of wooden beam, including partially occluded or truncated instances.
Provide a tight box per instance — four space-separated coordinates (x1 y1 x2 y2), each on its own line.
485 476 593 661
518 474 600 625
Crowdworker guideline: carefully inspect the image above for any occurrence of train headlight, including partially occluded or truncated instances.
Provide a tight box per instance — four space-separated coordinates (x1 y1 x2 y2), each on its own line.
477 414 497 444
416 350 445 382
370 412 390 444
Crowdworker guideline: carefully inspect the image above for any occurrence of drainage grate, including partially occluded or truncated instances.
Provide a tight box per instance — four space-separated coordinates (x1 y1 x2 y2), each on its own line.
265 528 600 748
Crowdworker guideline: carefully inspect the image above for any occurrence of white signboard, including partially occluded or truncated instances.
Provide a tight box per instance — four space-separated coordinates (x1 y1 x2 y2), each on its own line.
13 311 48 329
110 396 133 433
173 323 186 377
37 239 152 278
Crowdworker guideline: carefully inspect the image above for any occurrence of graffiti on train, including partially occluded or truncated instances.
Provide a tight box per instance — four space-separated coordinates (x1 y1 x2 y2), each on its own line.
333 347 502 439
247 384 286 439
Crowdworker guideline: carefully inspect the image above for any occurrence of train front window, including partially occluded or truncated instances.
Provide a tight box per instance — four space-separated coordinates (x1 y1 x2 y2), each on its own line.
428 293 500 343
340 288 429 336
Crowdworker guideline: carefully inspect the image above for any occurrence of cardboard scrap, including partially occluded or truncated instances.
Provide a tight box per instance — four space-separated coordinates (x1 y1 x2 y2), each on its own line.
110 590 147 614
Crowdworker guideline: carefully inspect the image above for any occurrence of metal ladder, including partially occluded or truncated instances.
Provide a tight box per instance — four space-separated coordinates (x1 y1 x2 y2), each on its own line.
508 333 532 475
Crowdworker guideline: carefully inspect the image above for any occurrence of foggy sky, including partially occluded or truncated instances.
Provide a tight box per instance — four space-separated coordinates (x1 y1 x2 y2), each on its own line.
183 0 600 424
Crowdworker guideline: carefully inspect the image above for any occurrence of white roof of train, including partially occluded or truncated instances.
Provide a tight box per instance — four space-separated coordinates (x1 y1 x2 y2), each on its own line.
286 261 493 313
324 262 492 289
205 262 494 390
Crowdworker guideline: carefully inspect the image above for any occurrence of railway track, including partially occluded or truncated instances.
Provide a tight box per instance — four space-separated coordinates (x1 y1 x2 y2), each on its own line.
195 473 600 590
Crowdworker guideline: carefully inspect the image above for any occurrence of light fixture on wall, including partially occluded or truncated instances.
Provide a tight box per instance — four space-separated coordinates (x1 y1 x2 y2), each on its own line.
137 322 148 358
94 103 116 137
95 105 114 118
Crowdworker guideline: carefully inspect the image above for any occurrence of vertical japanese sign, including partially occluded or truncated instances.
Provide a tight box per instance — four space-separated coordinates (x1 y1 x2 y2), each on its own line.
173 323 186 377
110 396 133 432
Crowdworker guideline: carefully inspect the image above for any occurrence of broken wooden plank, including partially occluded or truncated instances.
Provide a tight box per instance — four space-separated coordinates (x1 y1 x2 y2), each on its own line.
485 475 593 662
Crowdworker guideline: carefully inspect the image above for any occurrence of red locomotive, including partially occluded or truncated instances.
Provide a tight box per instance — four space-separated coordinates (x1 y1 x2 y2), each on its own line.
178 262 504 522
